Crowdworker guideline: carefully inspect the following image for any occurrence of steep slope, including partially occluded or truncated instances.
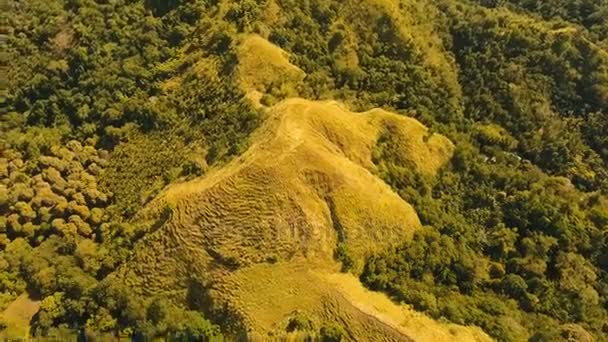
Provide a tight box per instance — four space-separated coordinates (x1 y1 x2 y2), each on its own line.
114 95 452 287
103 36 483 339
0 295 40 340
111 96 474 339
3 0 607 340
237 34 306 104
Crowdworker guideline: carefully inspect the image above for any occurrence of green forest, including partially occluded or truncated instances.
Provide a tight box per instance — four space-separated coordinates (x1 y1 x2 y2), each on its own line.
2 0 607 341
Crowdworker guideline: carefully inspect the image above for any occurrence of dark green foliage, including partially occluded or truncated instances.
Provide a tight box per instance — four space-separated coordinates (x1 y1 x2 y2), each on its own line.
270 0 462 123
145 0 182 16
286 312 314 332
443 2 608 190
363 135 608 340
2 0 259 338
319 323 346 342
474 0 608 43
357 9 608 330
224 0 267 32
99 131 193 217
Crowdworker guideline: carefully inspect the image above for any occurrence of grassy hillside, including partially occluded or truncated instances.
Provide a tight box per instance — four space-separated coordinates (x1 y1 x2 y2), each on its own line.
109 93 458 338
2 0 607 340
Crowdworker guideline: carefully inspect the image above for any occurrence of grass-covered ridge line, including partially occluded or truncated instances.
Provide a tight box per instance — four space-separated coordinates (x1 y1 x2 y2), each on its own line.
110 94 465 339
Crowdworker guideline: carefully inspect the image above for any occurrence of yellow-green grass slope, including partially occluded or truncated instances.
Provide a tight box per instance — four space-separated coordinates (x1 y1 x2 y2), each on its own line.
106 35 491 341
237 34 306 105
112 97 481 340
0 294 40 340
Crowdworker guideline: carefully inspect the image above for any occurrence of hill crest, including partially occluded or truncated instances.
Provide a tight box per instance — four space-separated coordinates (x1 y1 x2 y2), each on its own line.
112 94 464 339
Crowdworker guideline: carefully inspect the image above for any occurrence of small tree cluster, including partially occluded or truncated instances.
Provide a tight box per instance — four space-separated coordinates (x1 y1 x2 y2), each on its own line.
1 141 111 247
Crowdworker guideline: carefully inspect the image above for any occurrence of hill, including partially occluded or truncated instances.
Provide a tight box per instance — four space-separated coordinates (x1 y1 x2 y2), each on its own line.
0 295 40 340
111 90 460 337
2 0 607 340
101 37 463 336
